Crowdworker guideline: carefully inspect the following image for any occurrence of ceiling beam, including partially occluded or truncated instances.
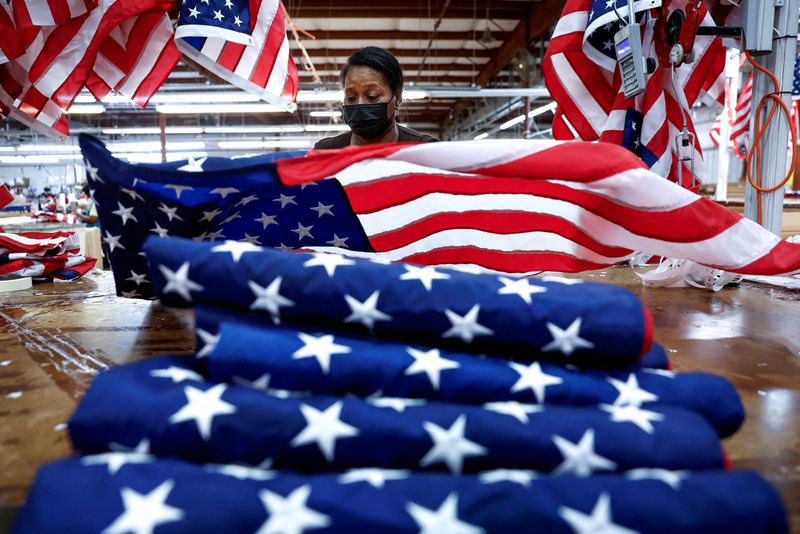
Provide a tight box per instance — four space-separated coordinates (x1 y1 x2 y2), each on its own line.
293 48 495 59
287 0 531 15
295 62 479 72
291 8 527 19
309 30 510 41
446 0 564 124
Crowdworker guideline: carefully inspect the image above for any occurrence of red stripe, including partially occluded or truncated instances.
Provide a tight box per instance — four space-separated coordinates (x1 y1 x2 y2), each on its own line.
0 185 12 209
367 211 634 257
97 34 129 74
279 143 412 184
47 0 72 25
248 2 286 88
730 239 800 274
401 247 611 274
217 41 246 72
131 37 180 107
345 173 743 243
28 12 88 84
85 72 111 101
282 53 298 99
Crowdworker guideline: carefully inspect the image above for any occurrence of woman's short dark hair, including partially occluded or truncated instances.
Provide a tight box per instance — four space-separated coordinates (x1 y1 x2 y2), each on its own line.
340 46 404 95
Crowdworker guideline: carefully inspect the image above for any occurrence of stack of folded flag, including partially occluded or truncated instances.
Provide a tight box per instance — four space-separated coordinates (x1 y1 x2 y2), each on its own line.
13 236 787 533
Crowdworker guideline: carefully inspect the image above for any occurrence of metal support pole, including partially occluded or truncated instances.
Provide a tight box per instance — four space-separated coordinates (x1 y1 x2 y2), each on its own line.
159 114 167 163
744 0 799 235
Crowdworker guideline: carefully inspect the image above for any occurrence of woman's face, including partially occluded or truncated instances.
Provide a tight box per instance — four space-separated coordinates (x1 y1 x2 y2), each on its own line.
343 66 400 108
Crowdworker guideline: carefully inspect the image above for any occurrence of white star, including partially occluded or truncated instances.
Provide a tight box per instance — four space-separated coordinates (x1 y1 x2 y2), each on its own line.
206 229 225 240
366 395 425 412
212 240 262 262
188 5 200 18
404 347 459 390
120 290 141 298
150 221 169 238
442 305 493 343
607 374 658 407
276 242 293 251
303 252 355 277
257 485 330 534
290 401 359 461
211 187 240 199
552 429 617 477
121 187 144 202
206 463 276 481
291 222 314 241
540 275 583 285
249 277 295 320
643 368 676 378
201 208 222 222
399 264 450 292
600 404 665 434
293 332 351 374
605 0 615 8
558 493 638 534
126 270 149 286
338 468 410 488
233 373 273 392
326 234 349 248
234 14 242 26
406 493 484 534
200 0 209 3
483 401 542 423
541 318 594 356
255 212 278 229
603 39 614 51
82 449 154 475
479 469 538 487
85 162 103 183
274 193 297 208
102 480 183 534
224 0 233 7
344 290 392 330
420 415 487 474
168 384 237 440
150 366 203 383
213 9 224 21
164 184 194 199
158 202 183 222
497 276 547 304
242 233 262 245
159 262 204 302
222 211 241 225
625 468 687 490
103 231 125 253
509 361 563 403
236 194 259 207
196 328 220 358
310 201 334 217
178 157 207 172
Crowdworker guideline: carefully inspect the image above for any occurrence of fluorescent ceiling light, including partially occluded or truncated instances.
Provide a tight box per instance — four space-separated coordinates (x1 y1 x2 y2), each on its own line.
403 90 428 100
0 147 14 152
528 101 557 118
499 115 526 130
67 104 104 114
0 155 64 164
296 91 343 103
107 141 206 152
17 144 80 152
151 92 261 104
156 103 285 114
309 110 342 118
304 124 350 132
102 126 204 135
218 140 312 150
113 151 208 163
204 125 306 134
474 133 490 140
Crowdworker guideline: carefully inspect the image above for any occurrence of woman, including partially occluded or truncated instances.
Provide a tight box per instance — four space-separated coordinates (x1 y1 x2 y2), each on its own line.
314 46 439 149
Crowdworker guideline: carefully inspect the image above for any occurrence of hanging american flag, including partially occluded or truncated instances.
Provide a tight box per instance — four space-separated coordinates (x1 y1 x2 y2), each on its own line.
174 0 298 111
15 457 788 533
79 134 800 304
543 0 726 187
0 0 179 138
710 74 752 159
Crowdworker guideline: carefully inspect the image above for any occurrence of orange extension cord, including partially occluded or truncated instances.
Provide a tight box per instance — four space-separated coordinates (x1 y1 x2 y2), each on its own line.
742 48 798 225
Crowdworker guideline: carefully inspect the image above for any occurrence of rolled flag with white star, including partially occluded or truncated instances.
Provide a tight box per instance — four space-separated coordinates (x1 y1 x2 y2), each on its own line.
69 356 727 475
202 321 743 437
144 236 653 366
14 457 788 533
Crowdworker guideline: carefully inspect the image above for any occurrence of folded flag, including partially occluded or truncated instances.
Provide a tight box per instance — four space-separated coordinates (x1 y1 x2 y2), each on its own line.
144 236 652 366
0 231 96 279
79 134 800 304
204 321 743 437
14 458 787 534
69 356 726 475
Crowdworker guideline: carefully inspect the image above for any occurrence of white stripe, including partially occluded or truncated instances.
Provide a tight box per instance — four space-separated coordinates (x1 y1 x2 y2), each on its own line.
234 0 280 80
640 93 666 146
263 37 289 95
0 232 69 247
335 160 471 187
67 0 88 18
550 53 607 136
25 0 56 26
176 24 255 46
118 15 173 97
93 53 125 88
387 139 558 173
200 37 225 62
552 11 588 39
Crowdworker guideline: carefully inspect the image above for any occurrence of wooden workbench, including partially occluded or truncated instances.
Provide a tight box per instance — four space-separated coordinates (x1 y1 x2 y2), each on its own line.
1 269 798 532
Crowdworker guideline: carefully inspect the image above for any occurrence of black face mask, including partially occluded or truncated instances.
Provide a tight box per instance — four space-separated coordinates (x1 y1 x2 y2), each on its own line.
342 99 395 139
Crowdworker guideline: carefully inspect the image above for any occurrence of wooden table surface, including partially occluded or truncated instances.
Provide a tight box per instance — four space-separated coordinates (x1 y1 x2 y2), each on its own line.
1 268 799 532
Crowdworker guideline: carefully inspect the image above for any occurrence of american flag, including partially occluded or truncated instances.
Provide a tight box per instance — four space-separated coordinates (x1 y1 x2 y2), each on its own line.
543 0 726 188
79 134 800 304
710 74 753 159
174 0 298 111
0 0 179 137
0 230 96 279
0 184 12 207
